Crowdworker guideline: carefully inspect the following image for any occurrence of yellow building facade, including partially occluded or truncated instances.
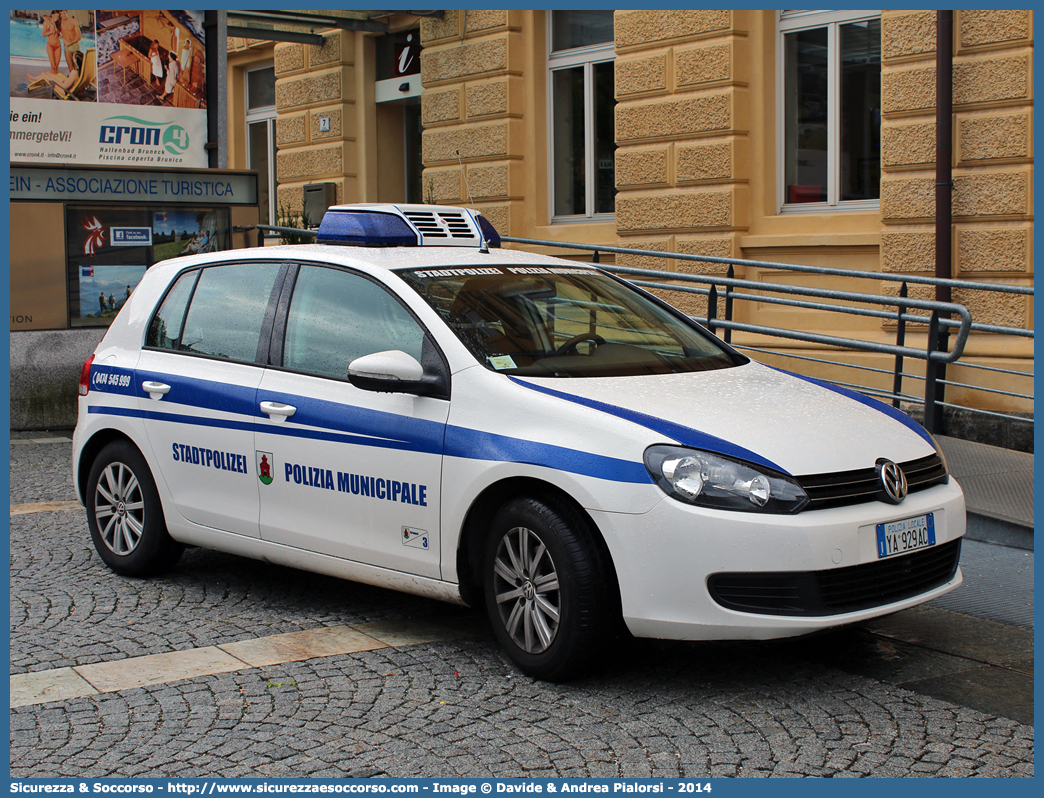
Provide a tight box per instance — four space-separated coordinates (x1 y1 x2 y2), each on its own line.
225 10 1033 431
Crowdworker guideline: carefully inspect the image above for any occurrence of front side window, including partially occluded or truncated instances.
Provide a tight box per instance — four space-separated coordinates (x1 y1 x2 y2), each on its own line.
400 265 738 378
282 266 426 379
548 10 616 221
779 11 881 211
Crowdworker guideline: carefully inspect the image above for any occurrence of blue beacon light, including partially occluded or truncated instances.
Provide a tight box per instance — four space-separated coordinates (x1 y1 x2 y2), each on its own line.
316 210 419 247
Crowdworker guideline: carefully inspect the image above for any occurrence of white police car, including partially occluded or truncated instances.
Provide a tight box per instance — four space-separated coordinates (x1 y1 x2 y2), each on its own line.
73 204 966 681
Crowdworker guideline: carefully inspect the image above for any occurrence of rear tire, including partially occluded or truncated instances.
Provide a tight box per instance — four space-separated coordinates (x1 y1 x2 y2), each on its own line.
483 496 614 681
86 440 183 576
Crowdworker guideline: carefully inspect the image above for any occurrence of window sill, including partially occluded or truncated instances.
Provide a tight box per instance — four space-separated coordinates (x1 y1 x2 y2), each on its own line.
551 213 616 225
780 200 880 215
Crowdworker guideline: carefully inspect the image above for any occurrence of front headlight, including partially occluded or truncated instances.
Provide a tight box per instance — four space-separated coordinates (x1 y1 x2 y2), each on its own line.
644 445 809 514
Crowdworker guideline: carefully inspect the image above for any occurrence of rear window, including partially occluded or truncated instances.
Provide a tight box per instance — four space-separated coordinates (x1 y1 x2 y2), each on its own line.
399 265 738 378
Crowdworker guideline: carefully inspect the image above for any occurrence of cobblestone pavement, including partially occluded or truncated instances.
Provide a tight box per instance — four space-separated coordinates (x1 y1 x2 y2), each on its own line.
9 437 1035 778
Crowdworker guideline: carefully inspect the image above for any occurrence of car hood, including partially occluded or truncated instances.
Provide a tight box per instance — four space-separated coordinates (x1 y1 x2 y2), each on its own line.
511 362 936 476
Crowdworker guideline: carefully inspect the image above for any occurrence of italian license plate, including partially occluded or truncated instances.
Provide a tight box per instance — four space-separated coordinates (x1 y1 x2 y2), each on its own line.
876 513 935 558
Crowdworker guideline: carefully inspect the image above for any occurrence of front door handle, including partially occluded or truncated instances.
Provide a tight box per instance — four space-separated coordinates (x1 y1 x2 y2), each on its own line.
142 381 170 400
260 401 297 423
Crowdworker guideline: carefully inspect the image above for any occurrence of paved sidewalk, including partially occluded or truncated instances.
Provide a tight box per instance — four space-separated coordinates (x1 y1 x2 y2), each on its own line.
938 435 1034 550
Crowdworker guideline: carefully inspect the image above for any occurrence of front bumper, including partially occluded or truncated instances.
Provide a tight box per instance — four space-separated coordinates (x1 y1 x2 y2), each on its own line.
591 480 966 641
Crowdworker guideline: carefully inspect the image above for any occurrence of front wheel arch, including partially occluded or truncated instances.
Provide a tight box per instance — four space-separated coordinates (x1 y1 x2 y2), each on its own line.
456 477 620 611
481 493 618 680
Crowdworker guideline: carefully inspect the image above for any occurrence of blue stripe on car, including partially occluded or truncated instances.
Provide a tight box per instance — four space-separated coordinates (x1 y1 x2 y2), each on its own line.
508 376 786 473
134 373 445 453
91 404 251 435
91 405 415 451
95 371 651 483
773 369 935 446
251 389 445 454
444 426 650 484
136 370 258 416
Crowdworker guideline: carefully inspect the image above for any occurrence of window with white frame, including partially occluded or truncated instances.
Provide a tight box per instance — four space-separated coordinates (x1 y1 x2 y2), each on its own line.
245 65 277 226
779 10 881 211
548 10 616 221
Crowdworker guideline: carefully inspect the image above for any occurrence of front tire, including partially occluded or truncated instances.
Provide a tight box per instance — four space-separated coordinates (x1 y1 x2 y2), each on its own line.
86 440 183 576
483 496 614 681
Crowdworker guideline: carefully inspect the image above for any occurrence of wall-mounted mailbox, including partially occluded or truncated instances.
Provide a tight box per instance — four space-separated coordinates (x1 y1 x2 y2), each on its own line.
303 182 337 222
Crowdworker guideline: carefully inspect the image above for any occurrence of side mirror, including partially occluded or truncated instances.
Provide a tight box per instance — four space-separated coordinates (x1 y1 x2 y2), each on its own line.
347 350 448 399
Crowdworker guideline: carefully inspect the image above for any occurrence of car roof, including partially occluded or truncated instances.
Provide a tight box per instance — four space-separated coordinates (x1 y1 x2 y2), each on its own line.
144 242 599 283
269 243 596 272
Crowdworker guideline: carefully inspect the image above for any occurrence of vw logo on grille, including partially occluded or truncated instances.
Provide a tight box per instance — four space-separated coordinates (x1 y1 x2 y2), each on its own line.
876 459 908 504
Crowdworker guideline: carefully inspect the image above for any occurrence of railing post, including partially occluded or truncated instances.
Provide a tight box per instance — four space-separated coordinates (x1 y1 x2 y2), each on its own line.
935 319 950 431
924 311 941 434
707 284 718 335
892 282 907 408
724 265 734 344
591 250 599 264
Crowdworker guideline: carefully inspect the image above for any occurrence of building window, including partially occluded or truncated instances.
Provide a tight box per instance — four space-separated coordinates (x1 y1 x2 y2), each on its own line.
246 65 277 226
548 10 616 221
779 11 881 211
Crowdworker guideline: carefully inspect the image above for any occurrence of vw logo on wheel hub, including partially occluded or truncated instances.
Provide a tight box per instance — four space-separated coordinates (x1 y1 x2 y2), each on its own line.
876 459 908 504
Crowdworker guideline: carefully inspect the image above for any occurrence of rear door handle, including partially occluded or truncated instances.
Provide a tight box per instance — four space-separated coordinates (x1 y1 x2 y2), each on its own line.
142 381 170 400
260 401 297 423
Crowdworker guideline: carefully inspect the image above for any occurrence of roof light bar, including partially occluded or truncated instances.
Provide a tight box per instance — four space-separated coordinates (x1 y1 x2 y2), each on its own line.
317 209 418 247
316 204 500 248
475 214 502 249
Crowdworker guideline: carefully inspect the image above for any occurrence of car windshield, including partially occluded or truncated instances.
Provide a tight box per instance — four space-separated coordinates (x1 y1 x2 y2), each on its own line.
399 265 739 377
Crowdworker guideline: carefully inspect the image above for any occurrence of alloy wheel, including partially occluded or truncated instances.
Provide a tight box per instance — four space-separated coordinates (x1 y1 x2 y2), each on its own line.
93 461 146 556
492 525 561 654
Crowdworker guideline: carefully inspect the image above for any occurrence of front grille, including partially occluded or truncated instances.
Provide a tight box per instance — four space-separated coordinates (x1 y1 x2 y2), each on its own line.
708 539 961 617
798 453 948 511
404 211 476 240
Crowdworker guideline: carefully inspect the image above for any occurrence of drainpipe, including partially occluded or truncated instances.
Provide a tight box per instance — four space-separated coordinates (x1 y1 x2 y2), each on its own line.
204 10 228 169
926 10 954 434
935 10 953 301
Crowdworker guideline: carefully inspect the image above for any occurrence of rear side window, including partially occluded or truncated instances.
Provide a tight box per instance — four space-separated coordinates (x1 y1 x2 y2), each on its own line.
282 265 426 379
175 262 282 362
146 270 198 349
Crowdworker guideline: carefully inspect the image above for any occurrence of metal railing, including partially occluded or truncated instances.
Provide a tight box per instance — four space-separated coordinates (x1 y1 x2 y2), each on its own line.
503 237 1034 436
254 224 1033 435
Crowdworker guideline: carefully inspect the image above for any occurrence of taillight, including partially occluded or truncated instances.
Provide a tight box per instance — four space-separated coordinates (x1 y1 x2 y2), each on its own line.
78 354 94 396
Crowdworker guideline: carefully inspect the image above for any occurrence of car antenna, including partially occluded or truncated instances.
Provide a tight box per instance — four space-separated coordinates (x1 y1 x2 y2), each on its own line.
457 149 489 254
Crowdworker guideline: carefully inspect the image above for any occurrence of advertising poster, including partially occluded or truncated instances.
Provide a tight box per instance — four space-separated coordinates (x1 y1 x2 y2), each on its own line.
10 9 208 167
76 261 147 323
66 204 229 325
152 207 223 257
